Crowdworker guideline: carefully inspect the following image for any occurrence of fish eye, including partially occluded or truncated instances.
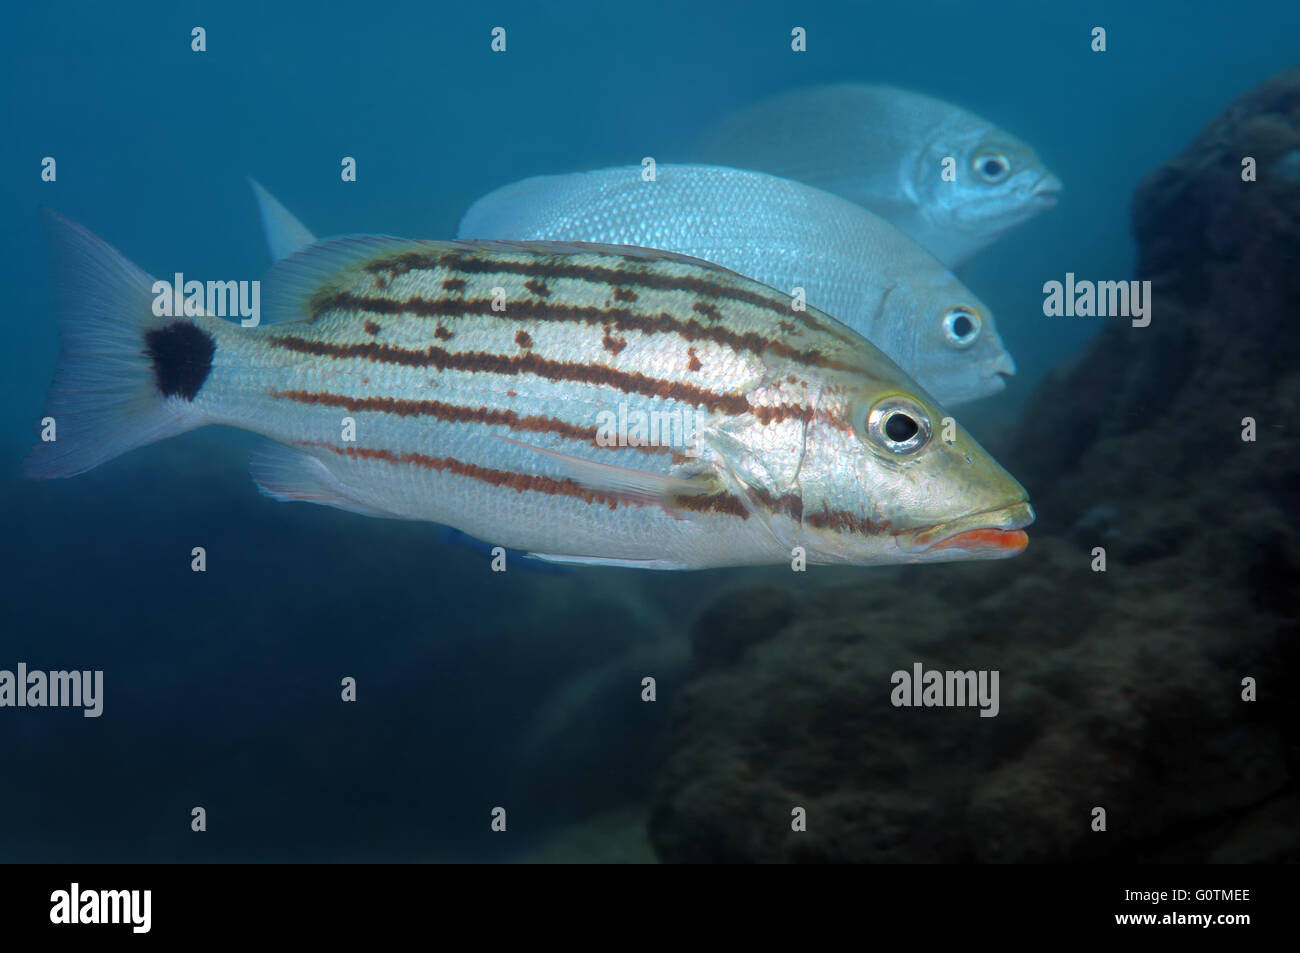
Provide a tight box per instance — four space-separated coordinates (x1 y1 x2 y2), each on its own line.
862 396 931 456
943 307 982 348
973 151 1011 183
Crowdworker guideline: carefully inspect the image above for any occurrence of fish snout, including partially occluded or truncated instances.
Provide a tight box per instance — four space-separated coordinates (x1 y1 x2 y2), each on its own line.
981 351 1016 393
993 350 1016 378
1030 172 1063 205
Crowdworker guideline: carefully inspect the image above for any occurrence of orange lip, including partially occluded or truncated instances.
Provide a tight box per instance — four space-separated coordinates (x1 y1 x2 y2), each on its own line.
925 527 1029 555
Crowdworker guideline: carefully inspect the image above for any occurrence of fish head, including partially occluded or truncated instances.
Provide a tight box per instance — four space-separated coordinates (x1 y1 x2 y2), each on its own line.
914 129 1062 234
878 277 1015 406
729 350 1033 567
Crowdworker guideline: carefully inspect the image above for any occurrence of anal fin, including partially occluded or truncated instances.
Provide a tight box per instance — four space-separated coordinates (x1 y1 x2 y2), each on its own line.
250 442 395 518
527 552 694 570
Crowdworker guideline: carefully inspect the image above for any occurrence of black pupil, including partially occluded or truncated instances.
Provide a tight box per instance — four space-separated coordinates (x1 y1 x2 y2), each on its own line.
983 159 1003 176
884 412 919 443
952 314 974 338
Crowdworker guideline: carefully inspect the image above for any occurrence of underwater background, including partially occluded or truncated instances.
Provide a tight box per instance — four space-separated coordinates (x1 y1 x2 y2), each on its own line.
2 0 1298 862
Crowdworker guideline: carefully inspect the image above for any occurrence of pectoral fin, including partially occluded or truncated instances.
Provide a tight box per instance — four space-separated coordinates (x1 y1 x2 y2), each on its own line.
494 434 715 516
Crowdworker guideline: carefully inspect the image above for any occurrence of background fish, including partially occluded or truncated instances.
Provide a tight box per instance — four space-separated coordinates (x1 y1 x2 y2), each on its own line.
454 165 1015 407
28 211 1032 569
699 84 1062 268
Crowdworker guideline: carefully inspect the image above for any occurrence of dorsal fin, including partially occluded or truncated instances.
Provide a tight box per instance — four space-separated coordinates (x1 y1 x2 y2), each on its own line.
249 178 318 261
260 233 761 325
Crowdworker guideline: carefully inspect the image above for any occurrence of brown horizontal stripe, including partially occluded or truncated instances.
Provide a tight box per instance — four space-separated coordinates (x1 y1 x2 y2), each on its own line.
268 335 813 424
752 488 805 524
805 503 889 536
672 491 749 520
269 388 676 456
363 249 859 346
311 292 854 373
297 440 885 538
301 441 753 520
306 441 626 509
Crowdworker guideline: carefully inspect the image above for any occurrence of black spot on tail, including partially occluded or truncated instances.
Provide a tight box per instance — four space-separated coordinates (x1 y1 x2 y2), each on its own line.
144 322 215 401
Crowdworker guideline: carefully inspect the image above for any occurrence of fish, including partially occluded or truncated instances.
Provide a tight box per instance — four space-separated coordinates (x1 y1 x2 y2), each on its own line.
454 165 1014 406
698 84 1062 268
26 209 1033 570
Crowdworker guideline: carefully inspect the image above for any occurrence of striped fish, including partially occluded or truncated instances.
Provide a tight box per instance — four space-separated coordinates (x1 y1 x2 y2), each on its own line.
26 210 1033 570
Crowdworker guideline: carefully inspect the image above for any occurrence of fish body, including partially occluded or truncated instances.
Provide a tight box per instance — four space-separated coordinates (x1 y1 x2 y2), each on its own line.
27 211 1032 570
457 164 1013 406
699 84 1062 267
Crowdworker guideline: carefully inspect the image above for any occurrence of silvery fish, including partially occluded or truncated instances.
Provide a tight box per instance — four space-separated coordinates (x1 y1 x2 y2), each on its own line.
455 165 1014 406
26 210 1033 570
699 84 1062 268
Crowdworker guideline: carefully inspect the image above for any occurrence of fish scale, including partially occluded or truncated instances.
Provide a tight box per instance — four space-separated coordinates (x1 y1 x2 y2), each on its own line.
457 164 1015 406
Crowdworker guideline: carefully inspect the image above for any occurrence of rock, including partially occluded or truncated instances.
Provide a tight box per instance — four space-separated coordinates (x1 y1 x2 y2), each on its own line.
649 67 1300 863
689 586 799 671
514 804 658 864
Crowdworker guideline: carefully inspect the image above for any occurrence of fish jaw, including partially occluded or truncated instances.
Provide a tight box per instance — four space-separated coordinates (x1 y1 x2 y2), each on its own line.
970 349 1018 403
1025 171 1063 209
901 501 1035 561
929 356 1012 407
922 527 1028 559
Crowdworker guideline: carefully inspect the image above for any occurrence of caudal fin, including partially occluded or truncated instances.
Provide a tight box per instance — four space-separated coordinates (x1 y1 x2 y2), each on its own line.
24 210 214 479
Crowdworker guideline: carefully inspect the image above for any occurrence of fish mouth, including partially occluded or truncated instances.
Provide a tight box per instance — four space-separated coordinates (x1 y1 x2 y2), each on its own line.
976 354 1015 395
906 501 1036 558
991 351 1016 385
978 371 1010 397
1028 172 1063 207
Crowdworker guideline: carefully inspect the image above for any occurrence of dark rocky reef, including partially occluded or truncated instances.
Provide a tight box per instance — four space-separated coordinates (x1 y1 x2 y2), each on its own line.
649 68 1300 863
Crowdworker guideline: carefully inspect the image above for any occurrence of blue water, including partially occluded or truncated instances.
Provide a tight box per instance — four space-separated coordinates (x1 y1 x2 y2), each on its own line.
2 0 1296 861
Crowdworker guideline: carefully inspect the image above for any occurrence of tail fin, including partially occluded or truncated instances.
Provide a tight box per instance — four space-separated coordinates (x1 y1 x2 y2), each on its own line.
24 210 213 479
